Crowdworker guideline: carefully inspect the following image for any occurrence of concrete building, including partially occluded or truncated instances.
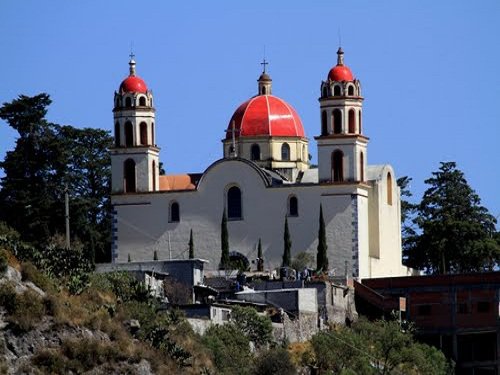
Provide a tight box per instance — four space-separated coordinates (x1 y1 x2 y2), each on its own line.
110 49 411 279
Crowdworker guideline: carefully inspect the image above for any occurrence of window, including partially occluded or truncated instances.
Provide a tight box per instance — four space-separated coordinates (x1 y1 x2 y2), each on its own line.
140 122 148 145
125 97 132 107
321 111 328 135
333 109 342 134
348 109 355 133
151 123 155 145
261 87 266 95
360 152 364 182
417 305 432 316
124 159 136 193
334 85 341 96
281 143 290 161
170 201 180 222
457 303 469 314
477 301 490 313
125 121 134 146
332 150 344 182
114 122 121 147
115 97 120 108
227 186 242 219
139 96 146 106
387 172 393 205
288 196 298 216
348 85 354 96
322 86 327 97
358 111 362 134
152 160 156 191
250 144 260 161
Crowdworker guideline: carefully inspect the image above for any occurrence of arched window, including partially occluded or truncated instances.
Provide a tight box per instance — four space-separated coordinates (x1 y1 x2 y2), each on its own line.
261 87 266 95
322 86 327 97
124 159 136 193
348 109 355 133
250 144 260 161
281 143 290 161
114 122 121 147
288 196 298 217
115 97 120 108
170 201 180 222
334 85 341 96
358 111 362 134
140 122 148 145
321 111 328 136
152 160 156 191
387 172 393 205
227 186 242 219
125 121 134 146
332 150 344 182
360 152 364 182
139 96 146 106
333 109 342 134
348 85 354 96
151 123 155 145
125 97 132 107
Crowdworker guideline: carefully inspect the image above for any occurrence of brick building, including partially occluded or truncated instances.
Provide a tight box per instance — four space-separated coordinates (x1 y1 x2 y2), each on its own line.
356 273 500 374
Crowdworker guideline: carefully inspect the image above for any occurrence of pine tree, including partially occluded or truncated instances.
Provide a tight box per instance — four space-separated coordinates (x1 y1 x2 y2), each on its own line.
282 217 291 267
317 204 329 271
408 162 499 274
189 229 194 259
220 209 230 269
257 238 264 272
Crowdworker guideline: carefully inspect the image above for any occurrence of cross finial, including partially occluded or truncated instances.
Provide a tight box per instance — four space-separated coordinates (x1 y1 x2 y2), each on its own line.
129 51 135 61
261 58 269 73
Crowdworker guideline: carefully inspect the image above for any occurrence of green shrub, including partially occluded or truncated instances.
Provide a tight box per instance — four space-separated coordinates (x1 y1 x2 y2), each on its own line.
61 338 125 372
203 323 252 375
90 272 151 303
8 289 45 332
0 249 8 277
252 347 297 375
0 281 17 313
32 348 68 374
21 261 56 293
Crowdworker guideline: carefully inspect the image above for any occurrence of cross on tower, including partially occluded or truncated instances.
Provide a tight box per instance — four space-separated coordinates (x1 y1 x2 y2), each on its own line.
129 52 135 61
260 58 269 73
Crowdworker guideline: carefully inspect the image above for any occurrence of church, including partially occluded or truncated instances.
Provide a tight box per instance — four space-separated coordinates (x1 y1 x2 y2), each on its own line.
110 48 411 279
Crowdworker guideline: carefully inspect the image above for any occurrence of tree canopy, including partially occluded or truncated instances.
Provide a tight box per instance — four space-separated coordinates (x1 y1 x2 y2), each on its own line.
405 162 498 274
0 94 113 263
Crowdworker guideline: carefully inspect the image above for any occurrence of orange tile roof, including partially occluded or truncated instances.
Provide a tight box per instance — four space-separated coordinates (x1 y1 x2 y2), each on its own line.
159 174 197 191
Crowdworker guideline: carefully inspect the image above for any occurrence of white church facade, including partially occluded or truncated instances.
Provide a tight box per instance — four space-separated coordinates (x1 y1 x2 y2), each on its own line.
110 49 411 279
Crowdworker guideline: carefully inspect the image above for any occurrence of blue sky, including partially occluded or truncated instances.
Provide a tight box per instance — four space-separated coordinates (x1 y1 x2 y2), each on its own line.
1 0 499 223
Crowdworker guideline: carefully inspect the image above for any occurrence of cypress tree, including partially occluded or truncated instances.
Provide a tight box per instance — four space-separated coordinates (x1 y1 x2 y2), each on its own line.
153 250 158 261
282 217 291 267
317 204 329 271
257 238 264 272
220 209 230 269
188 229 194 259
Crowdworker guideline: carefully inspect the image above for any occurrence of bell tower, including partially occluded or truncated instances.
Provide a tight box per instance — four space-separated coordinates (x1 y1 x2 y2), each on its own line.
315 48 368 183
110 55 160 194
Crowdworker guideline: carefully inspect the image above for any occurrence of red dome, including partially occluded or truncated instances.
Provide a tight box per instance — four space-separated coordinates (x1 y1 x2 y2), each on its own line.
226 95 305 139
119 76 148 93
328 65 354 81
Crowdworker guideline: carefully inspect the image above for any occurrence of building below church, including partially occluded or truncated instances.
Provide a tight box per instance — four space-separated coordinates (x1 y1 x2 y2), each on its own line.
110 48 412 279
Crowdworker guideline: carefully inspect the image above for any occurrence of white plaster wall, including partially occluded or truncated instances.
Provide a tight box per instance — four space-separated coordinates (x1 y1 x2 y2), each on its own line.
367 165 407 277
113 158 366 275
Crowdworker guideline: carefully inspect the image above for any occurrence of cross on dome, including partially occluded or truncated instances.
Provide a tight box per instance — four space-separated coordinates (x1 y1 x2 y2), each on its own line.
260 58 269 73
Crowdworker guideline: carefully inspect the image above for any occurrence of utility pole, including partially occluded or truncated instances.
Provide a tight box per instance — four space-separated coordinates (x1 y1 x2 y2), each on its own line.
65 183 70 249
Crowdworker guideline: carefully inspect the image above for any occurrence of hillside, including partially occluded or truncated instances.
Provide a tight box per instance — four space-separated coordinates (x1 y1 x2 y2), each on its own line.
0 249 214 374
